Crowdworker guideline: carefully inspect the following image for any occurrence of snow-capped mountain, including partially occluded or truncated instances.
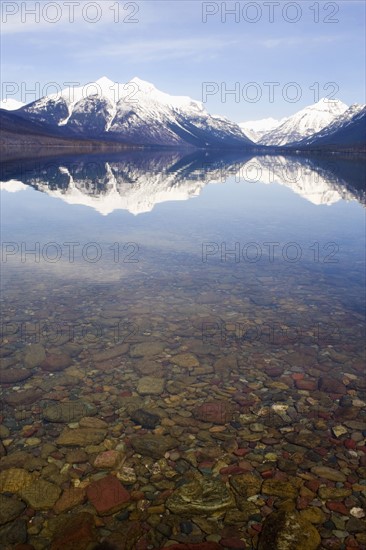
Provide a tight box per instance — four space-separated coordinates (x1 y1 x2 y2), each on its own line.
16 77 254 148
239 117 286 143
259 98 348 146
0 98 24 111
295 104 366 148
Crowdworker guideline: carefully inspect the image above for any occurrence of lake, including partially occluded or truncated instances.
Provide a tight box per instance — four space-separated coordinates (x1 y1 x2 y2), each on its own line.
0 150 365 548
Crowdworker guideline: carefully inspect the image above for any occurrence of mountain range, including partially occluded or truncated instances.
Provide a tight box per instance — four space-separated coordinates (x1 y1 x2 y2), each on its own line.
0 77 365 151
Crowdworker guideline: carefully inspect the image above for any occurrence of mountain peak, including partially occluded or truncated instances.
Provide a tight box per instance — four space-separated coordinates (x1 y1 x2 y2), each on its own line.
259 98 349 146
310 97 348 112
95 76 115 87
130 77 156 91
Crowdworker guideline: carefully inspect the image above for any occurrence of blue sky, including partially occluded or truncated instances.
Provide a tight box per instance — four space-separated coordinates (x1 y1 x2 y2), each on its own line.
1 0 365 122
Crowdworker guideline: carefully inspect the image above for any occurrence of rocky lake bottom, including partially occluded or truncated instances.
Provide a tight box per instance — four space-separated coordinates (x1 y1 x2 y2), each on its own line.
0 262 365 550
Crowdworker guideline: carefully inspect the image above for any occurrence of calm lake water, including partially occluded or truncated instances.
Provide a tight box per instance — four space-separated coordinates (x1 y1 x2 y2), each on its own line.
0 151 365 549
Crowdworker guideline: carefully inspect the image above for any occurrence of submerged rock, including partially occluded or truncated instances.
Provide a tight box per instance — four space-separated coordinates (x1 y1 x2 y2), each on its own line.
0 518 27 546
24 344 46 368
130 408 160 429
0 368 33 384
86 474 130 515
0 468 34 494
262 479 299 499
130 342 166 358
166 476 235 516
171 353 199 369
20 478 61 510
43 401 97 423
40 353 72 372
258 509 321 550
130 434 178 459
56 427 107 446
50 512 96 550
193 400 235 424
0 494 26 525
137 376 164 395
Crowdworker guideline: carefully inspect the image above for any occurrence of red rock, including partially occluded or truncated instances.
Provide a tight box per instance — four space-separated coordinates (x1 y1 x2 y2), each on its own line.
295 379 317 391
261 470 274 479
344 535 359 548
104 520 145 549
0 368 33 384
314 447 328 456
131 491 145 501
265 366 284 377
136 538 149 550
50 512 96 550
345 439 357 450
233 448 250 457
318 377 346 395
94 450 123 469
296 496 311 510
220 465 247 475
220 538 246 548
86 474 130 515
292 373 304 380
237 460 254 471
199 461 214 469
23 427 38 438
305 479 321 493
326 501 349 515
41 353 72 372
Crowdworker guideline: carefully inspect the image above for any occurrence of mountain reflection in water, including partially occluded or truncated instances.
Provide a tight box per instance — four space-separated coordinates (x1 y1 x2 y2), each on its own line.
1 151 365 214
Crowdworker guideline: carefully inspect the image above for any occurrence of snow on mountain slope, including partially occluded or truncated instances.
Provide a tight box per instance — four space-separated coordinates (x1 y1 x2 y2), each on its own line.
17 77 253 148
259 98 348 146
0 98 25 111
239 117 286 143
296 104 366 147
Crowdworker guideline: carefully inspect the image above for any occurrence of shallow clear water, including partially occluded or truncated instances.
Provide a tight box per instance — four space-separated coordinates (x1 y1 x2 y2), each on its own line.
0 151 365 548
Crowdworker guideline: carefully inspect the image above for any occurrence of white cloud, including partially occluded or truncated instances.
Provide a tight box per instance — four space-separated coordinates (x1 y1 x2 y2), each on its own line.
74 37 239 63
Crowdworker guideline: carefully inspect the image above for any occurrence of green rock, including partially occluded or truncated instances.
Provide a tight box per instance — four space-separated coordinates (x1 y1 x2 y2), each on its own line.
166 476 235 516
43 401 97 423
262 479 298 499
136 376 164 395
0 468 34 494
130 342 166 358
56 427 107 447
258 509 321 550
311 466 346 482
130 434 178 459
318 486 352 500
20 478 61 510
171 353 199 369
229 472 262 498
24 343 46 368
0 495 26 525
